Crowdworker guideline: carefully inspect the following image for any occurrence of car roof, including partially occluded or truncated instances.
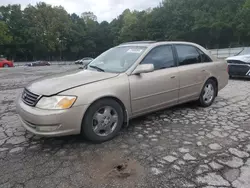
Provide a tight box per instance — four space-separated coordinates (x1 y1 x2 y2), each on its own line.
119 41 205 48
119 41 156 45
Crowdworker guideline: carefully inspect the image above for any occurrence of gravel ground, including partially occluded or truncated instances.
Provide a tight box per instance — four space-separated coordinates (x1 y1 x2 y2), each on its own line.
0 66 250 188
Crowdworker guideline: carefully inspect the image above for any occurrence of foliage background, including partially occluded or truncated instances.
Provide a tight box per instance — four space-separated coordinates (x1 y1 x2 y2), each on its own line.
0 0 250 61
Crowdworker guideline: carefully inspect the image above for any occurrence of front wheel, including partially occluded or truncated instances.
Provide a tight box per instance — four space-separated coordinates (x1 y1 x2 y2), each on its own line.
3 64 9 68
81 99 124 142
198 79 217 107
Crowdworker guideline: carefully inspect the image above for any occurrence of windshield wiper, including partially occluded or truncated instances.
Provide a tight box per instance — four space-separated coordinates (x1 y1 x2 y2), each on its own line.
89 65 105 72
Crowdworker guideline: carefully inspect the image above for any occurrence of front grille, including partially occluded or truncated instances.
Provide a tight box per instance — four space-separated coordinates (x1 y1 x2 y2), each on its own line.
22 88 40 107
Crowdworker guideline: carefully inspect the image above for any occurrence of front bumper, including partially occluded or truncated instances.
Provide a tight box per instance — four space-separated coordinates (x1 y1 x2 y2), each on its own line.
16 97 88 137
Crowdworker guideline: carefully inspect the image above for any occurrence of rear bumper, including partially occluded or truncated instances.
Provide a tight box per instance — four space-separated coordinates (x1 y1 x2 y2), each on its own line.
229 71 250 78
16 96 88 137
218 72 229 91
230 74 250 79
228 64 250 77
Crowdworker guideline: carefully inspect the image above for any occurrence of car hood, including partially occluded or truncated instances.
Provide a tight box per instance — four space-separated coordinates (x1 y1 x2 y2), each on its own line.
226 54 250 63
26 70 119 96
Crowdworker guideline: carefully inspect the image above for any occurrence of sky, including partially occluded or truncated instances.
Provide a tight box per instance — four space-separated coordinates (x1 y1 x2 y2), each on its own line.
0 0 162 22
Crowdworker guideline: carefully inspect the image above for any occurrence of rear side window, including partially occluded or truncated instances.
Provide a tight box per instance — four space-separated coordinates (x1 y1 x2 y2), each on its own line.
175 45 201 66
197 49 212 63
141 45 175 70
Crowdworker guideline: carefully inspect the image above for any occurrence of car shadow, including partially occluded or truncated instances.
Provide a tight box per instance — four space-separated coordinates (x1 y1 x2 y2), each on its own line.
230 77 250 81
32 101 199 149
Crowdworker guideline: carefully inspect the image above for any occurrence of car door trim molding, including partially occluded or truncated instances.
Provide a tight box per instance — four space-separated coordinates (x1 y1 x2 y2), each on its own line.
132 98 178 114
179 82 203 90
132 88 179 101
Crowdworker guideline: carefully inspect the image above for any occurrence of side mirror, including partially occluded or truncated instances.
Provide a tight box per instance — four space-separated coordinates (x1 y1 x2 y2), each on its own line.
132 64 154 75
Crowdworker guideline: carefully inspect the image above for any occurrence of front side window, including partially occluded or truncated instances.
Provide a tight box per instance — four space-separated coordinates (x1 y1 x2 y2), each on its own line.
141 45 175 70
87 46 146 73
175 45 201 66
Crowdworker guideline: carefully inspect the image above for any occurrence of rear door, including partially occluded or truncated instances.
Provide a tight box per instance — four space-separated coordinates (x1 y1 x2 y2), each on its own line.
174 44 212 103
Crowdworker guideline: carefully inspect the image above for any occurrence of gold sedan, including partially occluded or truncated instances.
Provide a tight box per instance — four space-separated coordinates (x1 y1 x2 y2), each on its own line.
16 41 229 142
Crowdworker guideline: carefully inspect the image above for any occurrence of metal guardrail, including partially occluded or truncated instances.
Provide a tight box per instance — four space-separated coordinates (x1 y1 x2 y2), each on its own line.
12 46 250 65
13 61 75 67
208 47 250 59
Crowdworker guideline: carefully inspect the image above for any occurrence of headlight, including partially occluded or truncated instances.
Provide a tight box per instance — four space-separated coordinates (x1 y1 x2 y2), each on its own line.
36 96 77 110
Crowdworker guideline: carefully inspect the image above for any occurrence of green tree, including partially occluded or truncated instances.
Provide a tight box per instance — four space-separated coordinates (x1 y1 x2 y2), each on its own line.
23 3 71 60
234 0 250 45
0 4 27 59
0 21 12 44
1 0 250 61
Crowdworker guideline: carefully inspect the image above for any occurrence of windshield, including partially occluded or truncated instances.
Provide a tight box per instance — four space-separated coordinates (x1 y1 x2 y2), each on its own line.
87 46 147 73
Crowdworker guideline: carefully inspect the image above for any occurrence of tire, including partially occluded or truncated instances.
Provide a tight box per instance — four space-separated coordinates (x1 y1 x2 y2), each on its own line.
198 79 217 107
3 64 9 68
81 99 124 143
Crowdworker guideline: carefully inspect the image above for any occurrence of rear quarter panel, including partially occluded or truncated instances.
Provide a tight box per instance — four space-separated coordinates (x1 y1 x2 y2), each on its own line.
195 60 228 95
195 45 228 92
212 60 229 91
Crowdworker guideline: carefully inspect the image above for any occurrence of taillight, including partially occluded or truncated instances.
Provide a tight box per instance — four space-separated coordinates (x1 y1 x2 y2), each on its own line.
225 60 229 73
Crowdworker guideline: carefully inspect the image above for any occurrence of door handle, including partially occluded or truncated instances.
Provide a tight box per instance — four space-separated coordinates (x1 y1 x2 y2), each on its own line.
202 70 206 72
171 76 176 79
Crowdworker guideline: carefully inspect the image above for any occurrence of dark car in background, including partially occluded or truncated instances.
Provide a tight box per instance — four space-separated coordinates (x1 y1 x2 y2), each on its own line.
26 61 50 67
226 48 250 78
0 58 14 68
75 57 93 66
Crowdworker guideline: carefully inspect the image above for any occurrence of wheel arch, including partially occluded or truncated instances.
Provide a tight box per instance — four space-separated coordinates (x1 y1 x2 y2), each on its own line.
206 76 218 96
82 96 129 127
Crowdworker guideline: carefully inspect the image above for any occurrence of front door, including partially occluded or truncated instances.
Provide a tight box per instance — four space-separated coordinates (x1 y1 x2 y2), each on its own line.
129 45 179 117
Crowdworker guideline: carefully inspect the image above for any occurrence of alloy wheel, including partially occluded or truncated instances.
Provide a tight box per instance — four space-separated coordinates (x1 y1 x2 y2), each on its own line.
92 106 118 137
202 83 215 104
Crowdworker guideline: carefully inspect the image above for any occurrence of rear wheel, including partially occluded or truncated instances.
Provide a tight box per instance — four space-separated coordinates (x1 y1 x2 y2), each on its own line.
198 79 217 107
3 64 9 68
81 99 124 142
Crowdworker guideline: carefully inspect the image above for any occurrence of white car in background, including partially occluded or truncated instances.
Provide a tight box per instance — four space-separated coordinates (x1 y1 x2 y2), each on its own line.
75 57 94 66
226 48 250 78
